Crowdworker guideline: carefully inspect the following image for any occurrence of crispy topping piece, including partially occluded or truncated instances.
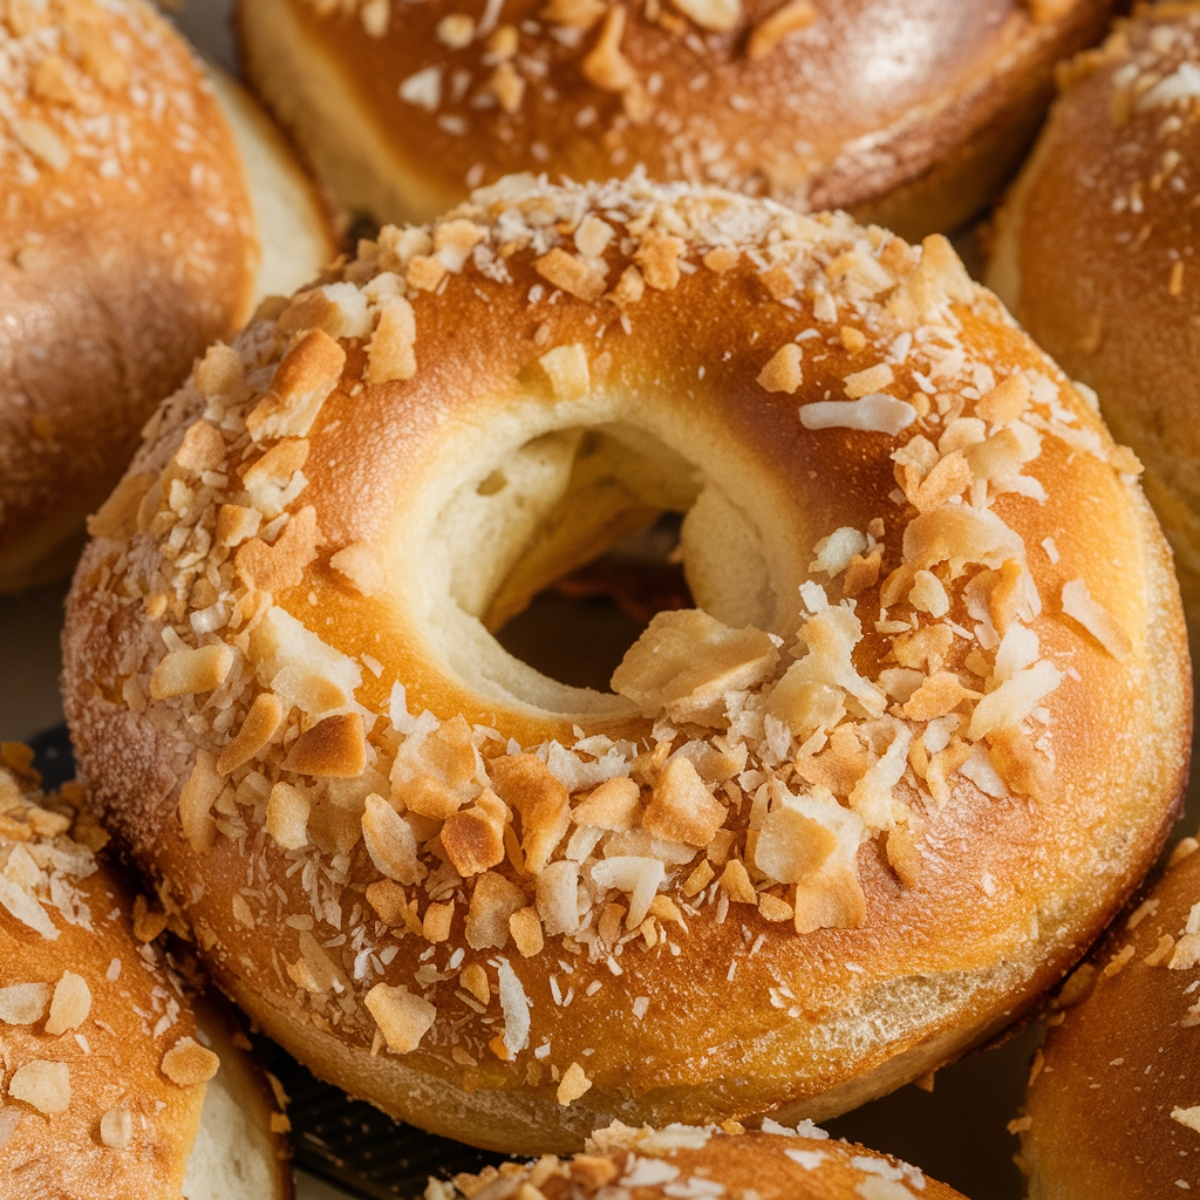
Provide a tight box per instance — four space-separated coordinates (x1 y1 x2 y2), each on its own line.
557 1061 593 1105
748 0 816 60
45 971 91 1035
9 1061 70 1114
643 758 727 847
160 1038 220 1087
539 344 591 399
150 645 234 700
0 982 51 1025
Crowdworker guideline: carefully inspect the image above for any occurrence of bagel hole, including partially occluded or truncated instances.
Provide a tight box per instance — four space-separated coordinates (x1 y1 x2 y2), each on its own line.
494 514 694 693
426 420 779 716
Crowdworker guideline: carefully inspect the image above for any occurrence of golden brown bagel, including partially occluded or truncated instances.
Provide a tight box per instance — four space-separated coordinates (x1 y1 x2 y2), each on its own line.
236 0 1117 237
432 1122 967 1200
989 3 1200 631
0 0 334 595
0 745 291 1199
63 176 1189 1154
1019 838 1200 1198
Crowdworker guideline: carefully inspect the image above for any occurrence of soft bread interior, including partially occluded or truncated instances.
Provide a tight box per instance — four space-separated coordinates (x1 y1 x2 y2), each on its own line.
208 66 335 302
183 997 290 1200
419 414 784 719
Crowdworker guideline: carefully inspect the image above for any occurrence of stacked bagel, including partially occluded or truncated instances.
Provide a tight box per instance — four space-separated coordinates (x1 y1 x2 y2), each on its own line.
0 0 333 594
236 0 1118 235
61 174 1189 1156
0 744 290 1199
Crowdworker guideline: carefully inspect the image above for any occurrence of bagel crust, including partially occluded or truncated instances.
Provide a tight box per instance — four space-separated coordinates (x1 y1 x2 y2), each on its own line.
435 1122 967 1200
0 746 215 1198
236 0 1117 236
0 0 259 593
1020 840 1200 1198
64 177 1190 1154
988 4 1200 630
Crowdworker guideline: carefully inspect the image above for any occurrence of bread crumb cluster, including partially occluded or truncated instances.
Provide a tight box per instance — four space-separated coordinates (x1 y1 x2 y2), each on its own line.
0 0 204 185
76 175 1143 1089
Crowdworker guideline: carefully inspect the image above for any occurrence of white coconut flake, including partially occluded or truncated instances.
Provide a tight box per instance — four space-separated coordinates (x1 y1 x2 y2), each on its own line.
1138 62 1200 110
0 877 58 940
623 1158 682 1187
968 659 1062 741
399 66 442 111
800 395 917 436
1061 579 1132 661
959 745 1009 799
810 527 867 576
497 958 531 1057
785 1148 828 1170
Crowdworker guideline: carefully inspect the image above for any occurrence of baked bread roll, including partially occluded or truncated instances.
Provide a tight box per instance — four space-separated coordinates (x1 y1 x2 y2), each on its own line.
0 0 334 595
432 1121 967 1200
0 745 290 1199
236 0 1117 236
63 176 1189 1154
1018 838 1200 1198
988 4 1200 629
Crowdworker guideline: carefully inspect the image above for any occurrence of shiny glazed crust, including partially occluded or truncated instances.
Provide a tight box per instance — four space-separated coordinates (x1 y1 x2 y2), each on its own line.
988 3 1200 628
0 0 259 594
235 0 1117 237
435 1123 966 1200
1021 841 1200 1198
63 177 1189 1154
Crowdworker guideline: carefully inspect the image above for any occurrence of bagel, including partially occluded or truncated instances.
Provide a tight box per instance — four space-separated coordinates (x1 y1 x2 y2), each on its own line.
236 0 1118 237
1018 838 1200 1198
0 744 291 1199
0 0 335 595
988 2 1200 630
63 175 1190 1154
431 1121 967 1200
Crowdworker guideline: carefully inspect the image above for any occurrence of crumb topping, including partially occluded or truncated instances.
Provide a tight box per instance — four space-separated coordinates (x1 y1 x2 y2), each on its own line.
76 175 1141 1084
0 0 214 189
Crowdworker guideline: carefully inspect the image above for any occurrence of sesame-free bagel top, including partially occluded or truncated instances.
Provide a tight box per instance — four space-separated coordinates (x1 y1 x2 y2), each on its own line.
64 176 1189 1154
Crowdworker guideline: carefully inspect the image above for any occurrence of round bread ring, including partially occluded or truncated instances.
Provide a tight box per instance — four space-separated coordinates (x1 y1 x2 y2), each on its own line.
0 0 335 595
988 4 1200 632
438 1122 966 1200
235 0 1117 238
64 177 1189 1154
0 747 291 1200
1019 840 1200 1198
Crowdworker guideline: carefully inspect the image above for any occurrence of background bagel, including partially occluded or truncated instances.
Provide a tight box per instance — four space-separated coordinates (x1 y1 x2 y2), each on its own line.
0 745 291 1199
63 176 1189 1154
988 3 1200 631
236 0 1118 237
433 1122 967 1200
1018 837 1200 1198
0 0 335 595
